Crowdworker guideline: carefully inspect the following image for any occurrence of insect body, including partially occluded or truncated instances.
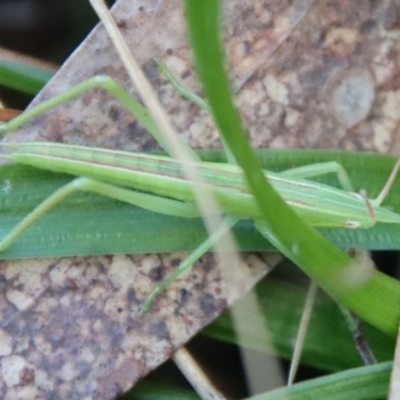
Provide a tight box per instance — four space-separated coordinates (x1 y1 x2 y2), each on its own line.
2 141 400 237
1 69 400 316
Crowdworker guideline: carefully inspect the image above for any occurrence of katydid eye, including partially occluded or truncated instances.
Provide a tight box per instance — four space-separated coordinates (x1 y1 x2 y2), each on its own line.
345 221 361 229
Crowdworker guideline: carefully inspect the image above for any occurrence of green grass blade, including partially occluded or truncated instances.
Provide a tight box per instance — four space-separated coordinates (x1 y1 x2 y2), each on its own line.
0 59 54 95
248 362 391 400
184 0 400 335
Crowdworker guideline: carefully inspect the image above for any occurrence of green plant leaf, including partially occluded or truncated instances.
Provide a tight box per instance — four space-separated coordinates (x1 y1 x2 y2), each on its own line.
248 362 391 400
184 0 400 336
0 59 54 95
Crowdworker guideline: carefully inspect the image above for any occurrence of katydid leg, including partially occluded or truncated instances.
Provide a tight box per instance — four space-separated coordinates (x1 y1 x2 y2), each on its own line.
0 177 200 252
0 75 197 159
281 157 400 207
280 162 354 192
157 60 236 165
157 60 211 113
139 216 238 315
374 157 400 206
337 303 376 365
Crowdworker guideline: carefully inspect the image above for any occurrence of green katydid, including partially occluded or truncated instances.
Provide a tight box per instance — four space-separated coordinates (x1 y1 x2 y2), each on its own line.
1 71 400 314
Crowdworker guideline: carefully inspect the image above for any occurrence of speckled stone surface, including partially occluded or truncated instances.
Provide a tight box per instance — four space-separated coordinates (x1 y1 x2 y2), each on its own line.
0 253 270 399
5 0 400 154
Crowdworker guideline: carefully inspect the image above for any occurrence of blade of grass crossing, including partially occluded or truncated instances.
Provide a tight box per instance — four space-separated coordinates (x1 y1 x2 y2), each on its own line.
184 0 400 335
